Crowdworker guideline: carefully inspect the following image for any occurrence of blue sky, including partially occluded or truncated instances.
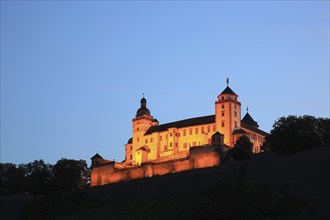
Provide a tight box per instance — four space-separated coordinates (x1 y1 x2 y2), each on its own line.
1 1 329 165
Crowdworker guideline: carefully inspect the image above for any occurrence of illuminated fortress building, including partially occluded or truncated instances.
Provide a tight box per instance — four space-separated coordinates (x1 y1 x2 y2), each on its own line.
90 79 268 186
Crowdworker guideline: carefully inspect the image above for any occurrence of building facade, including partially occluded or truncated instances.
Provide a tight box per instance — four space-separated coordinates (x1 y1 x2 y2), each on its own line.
124 80 268 166
90 79 268 186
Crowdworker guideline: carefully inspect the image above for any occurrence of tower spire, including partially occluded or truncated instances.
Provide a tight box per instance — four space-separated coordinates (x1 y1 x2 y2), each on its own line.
247 106 249 113
226 78 229 86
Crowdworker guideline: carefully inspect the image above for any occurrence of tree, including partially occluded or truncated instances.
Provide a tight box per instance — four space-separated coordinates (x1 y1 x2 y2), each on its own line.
260 140 271 152
267 115 330 154
22 160 54 194
231 135 253 161
53 159 89 192
0 163 26 194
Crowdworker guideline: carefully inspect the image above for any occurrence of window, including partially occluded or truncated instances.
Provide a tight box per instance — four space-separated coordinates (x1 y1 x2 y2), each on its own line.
207 126 210 133
183 129 186 136
175 143 178 148
235 105 237 109
213 125 216 132
130 146 132 150
235 121 237 128
137 127 140 131
137 137 139 142
234 111 237 117
183 143 188 149
164 145 168 150
130 155 132 160
189 128 192 135
160 135 162 141
145 139 148 144
201 127 204 133
150 138 153 143
221 96 224 100
195 128 199 134
170 142 172 147
222 104 224 109
170 132 172 137
222 121 225 127
193 141 196 146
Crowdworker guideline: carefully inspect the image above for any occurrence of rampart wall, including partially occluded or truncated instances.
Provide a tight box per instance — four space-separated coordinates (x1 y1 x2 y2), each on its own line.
90 145 221 187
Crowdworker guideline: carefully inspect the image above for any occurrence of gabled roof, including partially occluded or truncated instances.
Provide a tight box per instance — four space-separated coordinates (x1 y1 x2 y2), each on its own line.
91 153 103 160
220 86 237 96
232 128 247 135
241 122 269 136
136 146 149 152
242 113 259 127
144 115 215 135
212 131 223 137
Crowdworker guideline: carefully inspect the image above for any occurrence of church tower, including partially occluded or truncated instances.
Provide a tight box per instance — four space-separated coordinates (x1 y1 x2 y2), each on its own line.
215 79 241 147
131 96 154 165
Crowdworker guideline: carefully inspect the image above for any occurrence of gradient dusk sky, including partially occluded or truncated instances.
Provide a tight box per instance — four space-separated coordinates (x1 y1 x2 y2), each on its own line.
1 1 329 165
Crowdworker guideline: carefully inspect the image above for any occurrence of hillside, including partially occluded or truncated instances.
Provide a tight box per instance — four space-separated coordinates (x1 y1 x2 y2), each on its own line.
4 147 330 220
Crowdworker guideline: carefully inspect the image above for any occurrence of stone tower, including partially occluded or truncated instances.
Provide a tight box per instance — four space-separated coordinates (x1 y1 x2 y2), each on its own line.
215 79 242 147
131 97 154 165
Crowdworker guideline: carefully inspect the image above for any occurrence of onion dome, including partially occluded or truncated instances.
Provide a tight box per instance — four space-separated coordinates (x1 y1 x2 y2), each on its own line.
136 97 151 117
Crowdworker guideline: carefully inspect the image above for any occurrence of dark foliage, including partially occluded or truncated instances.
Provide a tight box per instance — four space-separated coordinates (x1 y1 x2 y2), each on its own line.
0 163 26 194
230 135 253 161
22 160 54 194
53 159 89 192
0 159 89 195
260 140 271 152
267 115 330 154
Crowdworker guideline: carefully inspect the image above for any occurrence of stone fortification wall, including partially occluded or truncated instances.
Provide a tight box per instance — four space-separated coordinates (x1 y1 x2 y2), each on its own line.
90 145 221 187
190 145 221 169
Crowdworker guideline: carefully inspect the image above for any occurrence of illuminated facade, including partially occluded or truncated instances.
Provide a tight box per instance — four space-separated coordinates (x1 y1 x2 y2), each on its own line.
90 79 268 186
125 79 268 166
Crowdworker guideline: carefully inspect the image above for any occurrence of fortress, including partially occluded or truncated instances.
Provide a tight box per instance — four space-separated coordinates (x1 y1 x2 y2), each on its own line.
90 79 268 186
